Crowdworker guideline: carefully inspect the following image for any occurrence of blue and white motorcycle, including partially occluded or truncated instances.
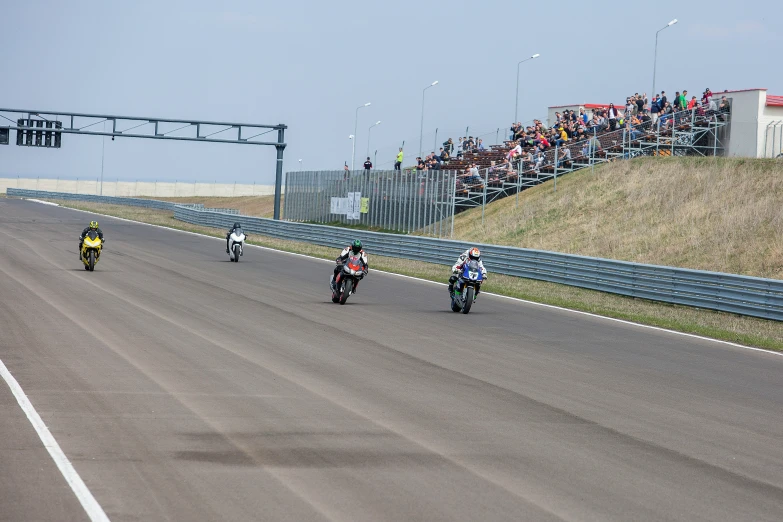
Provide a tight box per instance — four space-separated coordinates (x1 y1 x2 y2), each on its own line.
449 259 483 314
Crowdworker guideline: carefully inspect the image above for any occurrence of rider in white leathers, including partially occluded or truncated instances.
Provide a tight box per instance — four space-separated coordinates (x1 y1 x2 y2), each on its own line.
449 247 487 296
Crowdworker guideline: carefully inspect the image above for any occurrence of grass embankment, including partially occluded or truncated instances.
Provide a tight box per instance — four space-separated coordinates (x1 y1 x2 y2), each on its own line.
41 198 783 351
144 195 278 218
453 157 783 279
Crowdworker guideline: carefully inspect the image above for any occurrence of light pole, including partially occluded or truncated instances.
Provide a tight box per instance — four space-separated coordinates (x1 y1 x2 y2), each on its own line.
348 135 354 169
298 159 303 170
367 120 381 160
352 102 371 171
652 19 678 100
514 53 540 124
419 80 438 159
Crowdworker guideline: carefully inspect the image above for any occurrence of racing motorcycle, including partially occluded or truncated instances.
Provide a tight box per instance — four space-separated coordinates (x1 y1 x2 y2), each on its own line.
80 230 103 272
331 254 366 305
228 227 245 262
450 259 483 314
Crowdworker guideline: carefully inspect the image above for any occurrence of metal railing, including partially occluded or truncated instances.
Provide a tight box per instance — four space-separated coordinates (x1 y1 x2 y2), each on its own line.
283 170 457 237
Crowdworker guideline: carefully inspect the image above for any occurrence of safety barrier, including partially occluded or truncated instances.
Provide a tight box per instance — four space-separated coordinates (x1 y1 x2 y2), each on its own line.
9 188 782 321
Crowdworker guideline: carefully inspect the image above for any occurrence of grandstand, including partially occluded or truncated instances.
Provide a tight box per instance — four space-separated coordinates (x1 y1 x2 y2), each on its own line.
284 87 782 233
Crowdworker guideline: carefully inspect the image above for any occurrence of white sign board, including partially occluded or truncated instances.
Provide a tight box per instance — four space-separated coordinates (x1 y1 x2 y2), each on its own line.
330 197 350 215
347 192 361 220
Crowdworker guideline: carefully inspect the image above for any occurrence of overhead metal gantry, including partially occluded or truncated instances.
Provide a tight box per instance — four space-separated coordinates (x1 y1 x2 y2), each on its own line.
0 108 288 219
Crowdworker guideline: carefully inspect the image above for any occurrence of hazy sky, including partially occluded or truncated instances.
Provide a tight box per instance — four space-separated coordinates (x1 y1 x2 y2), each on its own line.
2 0 781 183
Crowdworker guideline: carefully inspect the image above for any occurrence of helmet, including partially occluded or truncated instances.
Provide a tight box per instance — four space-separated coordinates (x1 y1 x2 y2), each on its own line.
89 221 98 229
233 222 241 229
468 247 481 260
351 239 362 254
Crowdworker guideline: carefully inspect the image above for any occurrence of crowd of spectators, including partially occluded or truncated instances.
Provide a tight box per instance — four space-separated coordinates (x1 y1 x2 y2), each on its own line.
375 85 731 195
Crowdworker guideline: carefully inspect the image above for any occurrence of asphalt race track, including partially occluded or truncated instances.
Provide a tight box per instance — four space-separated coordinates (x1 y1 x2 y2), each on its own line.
1 198 782 522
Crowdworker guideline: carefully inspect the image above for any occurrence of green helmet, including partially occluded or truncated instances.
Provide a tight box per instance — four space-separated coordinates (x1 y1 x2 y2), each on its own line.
351 239 362 254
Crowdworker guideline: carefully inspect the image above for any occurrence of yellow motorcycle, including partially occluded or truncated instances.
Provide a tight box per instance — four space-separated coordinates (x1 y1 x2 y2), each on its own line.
80 230 103 271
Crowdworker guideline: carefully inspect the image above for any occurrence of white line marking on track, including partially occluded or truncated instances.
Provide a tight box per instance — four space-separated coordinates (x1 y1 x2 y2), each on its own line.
47 201 783 358
0 358 111 522
25 198 60 206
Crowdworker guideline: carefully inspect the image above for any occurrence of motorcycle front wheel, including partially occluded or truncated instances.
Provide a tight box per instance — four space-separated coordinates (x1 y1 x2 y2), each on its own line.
461 287 474 314
339 279 353 305
89 251 95 272
233 244 241 262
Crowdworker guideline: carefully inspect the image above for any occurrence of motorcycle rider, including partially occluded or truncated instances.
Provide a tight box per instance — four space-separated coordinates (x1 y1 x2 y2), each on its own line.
226 222 243 255
78 221 104 259
449 247 488 298
331 239 369 294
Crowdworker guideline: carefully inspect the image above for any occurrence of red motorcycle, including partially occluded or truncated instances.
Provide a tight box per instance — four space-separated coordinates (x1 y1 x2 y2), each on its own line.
331 254 366 304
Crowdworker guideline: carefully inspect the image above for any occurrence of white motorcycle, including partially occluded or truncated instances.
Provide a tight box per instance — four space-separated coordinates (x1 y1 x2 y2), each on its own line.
228 228 245 262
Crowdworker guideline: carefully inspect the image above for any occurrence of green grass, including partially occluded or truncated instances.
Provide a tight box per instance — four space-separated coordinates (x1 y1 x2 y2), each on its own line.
38 198 783 352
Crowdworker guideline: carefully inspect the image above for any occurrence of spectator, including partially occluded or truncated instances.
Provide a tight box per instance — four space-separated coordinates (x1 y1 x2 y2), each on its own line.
417 156 426 170
557 147 572 168
673 91 682 111
607 103 620 131
477 138 486 151
588 134 603 155
680 90 689 110
439 147 449 162
687 96 697 110
640 109 652 124
443 138 454 156
579 108 588 125
707 96 719 119
394 148 403 170
650 94 661 123
533 148 545 171
556 126 568 146
636 93 647 115
660 91 668 108
626 98 635 119
344 162 350 179
456 137 464 157
718 96 731 121
363 157 372 170
580 141 590 158
702 88 713 105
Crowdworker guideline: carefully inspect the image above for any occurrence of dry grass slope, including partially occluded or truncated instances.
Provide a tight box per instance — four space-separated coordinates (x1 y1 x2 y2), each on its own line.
453 157 783 279
146 195 278 218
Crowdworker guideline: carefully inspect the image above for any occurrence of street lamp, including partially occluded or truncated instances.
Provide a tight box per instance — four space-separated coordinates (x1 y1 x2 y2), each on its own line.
367 120 381 160
652 19 678 100
514 53 540 124
419 80 438 159
352 102 371 171
298 158 303 170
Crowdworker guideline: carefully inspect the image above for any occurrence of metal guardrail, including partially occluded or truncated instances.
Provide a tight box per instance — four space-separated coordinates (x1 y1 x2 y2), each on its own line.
9 188 783 321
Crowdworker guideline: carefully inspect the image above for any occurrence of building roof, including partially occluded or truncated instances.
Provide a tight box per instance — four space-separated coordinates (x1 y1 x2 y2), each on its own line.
766 95 783 107
549 102 624 109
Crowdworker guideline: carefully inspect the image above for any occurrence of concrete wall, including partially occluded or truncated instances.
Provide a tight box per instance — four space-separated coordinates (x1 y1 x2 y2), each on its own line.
720 90 766 158
759 106 783 158
0 178 281 197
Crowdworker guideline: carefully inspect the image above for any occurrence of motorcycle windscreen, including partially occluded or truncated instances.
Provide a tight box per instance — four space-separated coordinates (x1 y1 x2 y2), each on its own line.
346 255 363 271
87 230 98 240
463 260 482 281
